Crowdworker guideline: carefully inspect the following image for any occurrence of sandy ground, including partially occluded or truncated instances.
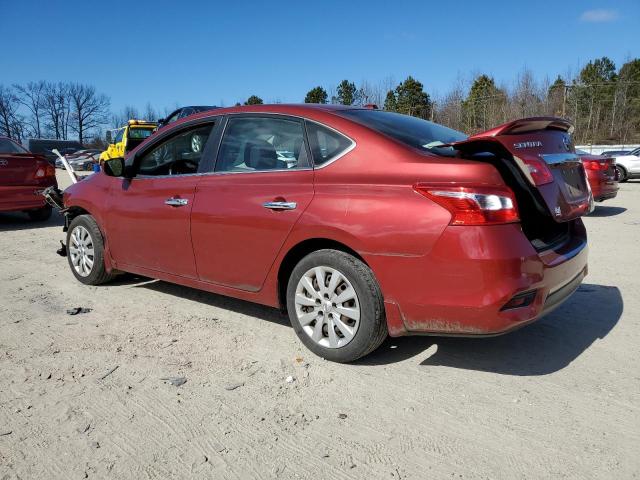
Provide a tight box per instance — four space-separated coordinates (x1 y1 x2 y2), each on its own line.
0 170 639 479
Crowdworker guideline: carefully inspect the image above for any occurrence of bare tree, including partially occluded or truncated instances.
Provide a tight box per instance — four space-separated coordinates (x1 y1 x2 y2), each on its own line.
68 83 110 144
41 82 71 139
143 102 157 122
13 81 46 138
0 85 26 140
111 105 140 128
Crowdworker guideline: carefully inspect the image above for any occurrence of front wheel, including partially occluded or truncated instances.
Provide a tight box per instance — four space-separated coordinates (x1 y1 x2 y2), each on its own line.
286 249 387 363
66 214 116 285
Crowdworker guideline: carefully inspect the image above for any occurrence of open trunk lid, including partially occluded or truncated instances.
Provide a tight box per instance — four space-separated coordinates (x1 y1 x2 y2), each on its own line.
450 117 593 223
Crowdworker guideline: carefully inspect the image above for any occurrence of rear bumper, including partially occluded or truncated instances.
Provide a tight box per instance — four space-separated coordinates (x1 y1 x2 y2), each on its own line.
0 183 55 212
369 220 588 337
587 172 618 202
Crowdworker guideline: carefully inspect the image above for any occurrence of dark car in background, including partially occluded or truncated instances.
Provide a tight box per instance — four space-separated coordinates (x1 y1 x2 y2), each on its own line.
156 106 218 129
0 137 57 221
576 149 618 202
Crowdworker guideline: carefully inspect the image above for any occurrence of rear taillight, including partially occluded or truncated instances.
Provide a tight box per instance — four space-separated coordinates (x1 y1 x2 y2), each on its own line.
583 160 608 171
35 164 55 178
414 184 520 226
521 157 554 186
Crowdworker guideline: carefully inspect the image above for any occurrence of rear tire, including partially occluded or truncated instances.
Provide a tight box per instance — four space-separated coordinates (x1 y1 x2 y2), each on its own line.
66 214 116 285
616 165 628 183
286 249 387 363
27 205 52 221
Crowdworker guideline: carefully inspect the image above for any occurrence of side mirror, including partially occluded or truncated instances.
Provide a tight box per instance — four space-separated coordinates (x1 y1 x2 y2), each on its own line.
103 158 126 177
106 130 112 143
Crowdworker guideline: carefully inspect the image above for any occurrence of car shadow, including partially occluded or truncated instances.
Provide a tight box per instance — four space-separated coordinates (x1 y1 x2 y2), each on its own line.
357 284 622 375
133 279 290 327
0 209 64 231
588 206 626 217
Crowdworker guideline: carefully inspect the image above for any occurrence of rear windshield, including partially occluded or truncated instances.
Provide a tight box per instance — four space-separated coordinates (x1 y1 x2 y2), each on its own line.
0 138 28 153
129 128 154 139
338 109 466 156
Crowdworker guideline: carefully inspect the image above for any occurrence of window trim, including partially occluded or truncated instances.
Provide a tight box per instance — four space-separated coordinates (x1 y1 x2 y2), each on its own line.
211 113 314 175
303 119 356 169
129 118 221 179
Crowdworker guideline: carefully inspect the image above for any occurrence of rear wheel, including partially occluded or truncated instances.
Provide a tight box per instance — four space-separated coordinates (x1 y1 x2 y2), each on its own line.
26 205 52 221
616 165 628 182
66 215 116 285
286 249 387 363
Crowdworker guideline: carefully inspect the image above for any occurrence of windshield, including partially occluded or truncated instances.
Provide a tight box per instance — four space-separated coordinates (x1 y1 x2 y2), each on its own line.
0 138 28 154
337 109 467 156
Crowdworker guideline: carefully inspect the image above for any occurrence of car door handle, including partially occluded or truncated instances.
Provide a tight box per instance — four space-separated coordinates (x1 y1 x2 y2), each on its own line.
262 201 297 211
165 197 189 207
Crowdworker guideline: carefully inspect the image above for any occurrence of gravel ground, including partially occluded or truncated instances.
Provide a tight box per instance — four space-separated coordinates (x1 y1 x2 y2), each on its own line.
0 171 638 479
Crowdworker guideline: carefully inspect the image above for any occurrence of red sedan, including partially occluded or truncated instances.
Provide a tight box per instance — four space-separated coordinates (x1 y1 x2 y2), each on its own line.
61 106 591 362
0 136 57 221
576 149 619 202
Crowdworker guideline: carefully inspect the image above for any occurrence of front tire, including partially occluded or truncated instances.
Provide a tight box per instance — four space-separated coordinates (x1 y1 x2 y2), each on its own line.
286 249 387 363
26 205 52 221
66 215 116 285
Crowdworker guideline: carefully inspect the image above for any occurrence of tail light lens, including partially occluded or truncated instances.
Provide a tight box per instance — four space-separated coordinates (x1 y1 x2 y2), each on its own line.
34 164 55 179
414 184 520 225
583 160 608 171
521 157 554 185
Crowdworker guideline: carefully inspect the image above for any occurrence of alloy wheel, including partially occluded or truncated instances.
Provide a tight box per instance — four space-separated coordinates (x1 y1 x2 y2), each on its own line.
69 225 95 277
294 266 360 348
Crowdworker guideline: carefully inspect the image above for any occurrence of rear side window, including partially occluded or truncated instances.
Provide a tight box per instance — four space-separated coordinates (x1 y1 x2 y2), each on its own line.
306 122 353 166
0 138 27 153
215 116 310 172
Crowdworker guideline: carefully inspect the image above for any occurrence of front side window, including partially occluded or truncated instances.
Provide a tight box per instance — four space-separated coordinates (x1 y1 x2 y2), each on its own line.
113 128 124 144
215 117 309 172
306 122 353 166
137 124 213 176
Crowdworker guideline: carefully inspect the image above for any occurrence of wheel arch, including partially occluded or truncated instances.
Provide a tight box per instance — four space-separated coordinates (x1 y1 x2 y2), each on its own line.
277 237 369 310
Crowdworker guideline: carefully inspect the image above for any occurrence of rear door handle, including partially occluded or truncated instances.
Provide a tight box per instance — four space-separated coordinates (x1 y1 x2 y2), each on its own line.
165 197 189 207
262 201 297 211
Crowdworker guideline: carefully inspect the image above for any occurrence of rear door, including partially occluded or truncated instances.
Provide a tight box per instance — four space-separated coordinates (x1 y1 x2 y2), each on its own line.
452 117 593 221
191 115 314 291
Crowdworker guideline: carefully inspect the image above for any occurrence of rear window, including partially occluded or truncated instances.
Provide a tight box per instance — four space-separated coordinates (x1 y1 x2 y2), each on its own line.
129 128 153 139
0 138 28 154
338 109 466 157
306 122 353 166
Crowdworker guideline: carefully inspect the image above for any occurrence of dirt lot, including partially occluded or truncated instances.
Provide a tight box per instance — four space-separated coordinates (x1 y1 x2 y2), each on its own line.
1 171 639 479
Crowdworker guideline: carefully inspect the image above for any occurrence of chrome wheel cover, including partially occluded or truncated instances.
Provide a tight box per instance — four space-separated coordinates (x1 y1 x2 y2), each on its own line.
294 266 360 349
69 225 95 277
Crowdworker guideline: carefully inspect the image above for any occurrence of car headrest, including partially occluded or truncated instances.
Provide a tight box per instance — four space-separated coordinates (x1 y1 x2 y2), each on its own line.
244 139 278 170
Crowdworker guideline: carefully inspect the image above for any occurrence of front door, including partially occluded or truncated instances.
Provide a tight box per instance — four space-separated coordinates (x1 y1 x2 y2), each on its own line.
106 123 216 278
191 115 314 291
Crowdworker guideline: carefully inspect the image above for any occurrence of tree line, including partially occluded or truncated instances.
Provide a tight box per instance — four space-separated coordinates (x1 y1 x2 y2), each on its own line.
2 56 639 146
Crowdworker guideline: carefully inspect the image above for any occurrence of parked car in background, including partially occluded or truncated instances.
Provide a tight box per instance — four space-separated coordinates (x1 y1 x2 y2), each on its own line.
25 139 83 164
99 120 157 163
601 149 633 157
61 106 591 362
55 149 102 168
610 147 640 182
576 149 618 202
156 106 218 129
0 137 57 221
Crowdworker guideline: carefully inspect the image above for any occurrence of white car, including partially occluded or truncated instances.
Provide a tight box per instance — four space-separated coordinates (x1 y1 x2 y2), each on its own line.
612 147 640 182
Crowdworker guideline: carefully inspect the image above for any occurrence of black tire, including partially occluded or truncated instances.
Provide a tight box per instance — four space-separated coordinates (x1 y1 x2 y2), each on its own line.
286 249 387 363
66 214 116 285
26 205 52 221
616 165 628 183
